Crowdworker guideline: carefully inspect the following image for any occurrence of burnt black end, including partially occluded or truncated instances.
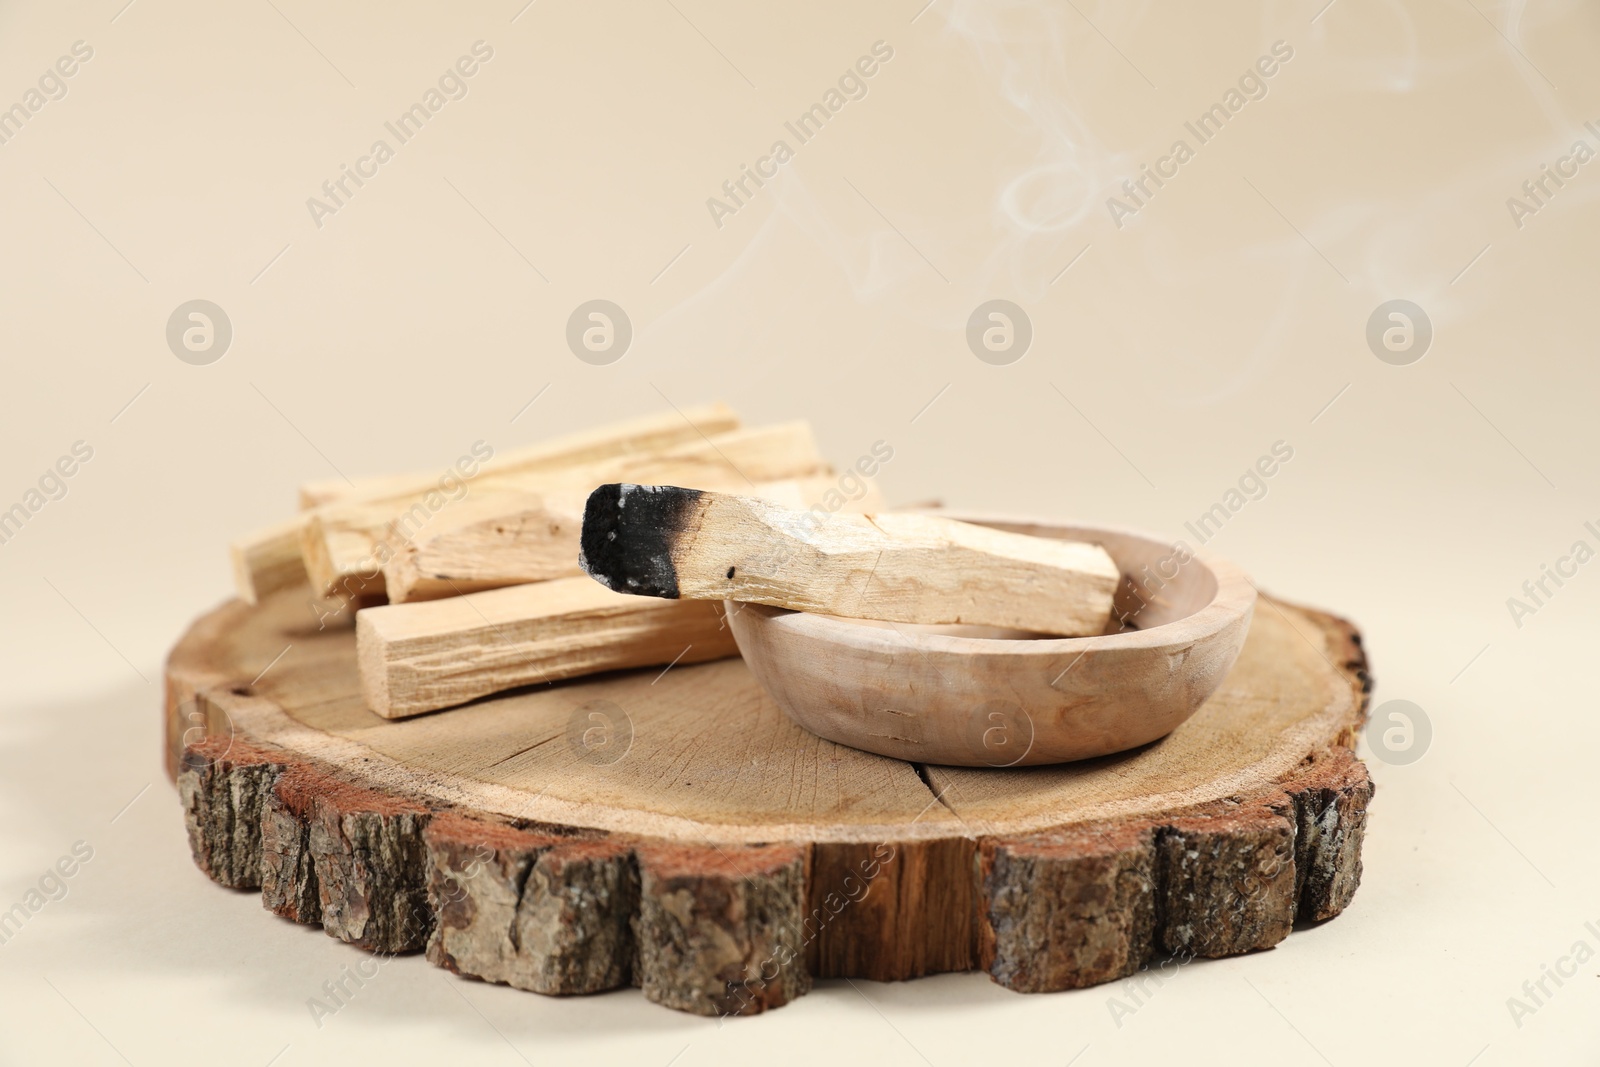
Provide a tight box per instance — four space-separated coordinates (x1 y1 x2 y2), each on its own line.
578 483 703 598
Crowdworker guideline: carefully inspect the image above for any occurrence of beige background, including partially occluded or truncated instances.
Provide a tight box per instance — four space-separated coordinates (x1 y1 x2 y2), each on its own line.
2 0 1597 1062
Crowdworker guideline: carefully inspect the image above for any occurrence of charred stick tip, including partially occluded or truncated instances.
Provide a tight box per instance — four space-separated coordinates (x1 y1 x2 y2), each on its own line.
578 483 702 599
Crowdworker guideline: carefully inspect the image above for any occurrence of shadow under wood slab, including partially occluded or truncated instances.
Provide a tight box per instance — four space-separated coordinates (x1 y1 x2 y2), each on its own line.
165 580 1373 1016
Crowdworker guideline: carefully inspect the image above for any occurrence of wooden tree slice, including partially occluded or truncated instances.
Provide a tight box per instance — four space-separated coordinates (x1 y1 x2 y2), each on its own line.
165 580 1372 1016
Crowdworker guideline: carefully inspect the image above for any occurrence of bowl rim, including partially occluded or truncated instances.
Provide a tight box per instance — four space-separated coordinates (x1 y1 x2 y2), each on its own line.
729 513 1256 659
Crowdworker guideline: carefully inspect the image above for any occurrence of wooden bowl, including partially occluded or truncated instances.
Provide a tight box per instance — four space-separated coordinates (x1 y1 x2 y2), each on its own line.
724 515 1256 767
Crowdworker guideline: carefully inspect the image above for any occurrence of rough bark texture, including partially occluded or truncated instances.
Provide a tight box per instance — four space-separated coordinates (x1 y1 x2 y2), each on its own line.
273 764 433 953
976 748 1373 992
425 813 638 995
1289 753 1375 921
979 823 1157 992
1155 799 1298 958
261 780 323 925
177 737 281 890
635 844 811 1016
177 731 433 952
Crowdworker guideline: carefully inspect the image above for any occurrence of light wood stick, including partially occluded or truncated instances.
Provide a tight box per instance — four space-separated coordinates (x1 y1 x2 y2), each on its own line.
229 403 740 603
356 576 739 719
578 485 1121 636
302 421 829 599
297 400 738 511
383 474 886 603
229 516 312 604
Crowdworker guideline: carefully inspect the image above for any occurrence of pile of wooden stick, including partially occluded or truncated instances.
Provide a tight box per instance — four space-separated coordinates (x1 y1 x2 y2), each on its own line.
228 404 883 719
229 403 1122 722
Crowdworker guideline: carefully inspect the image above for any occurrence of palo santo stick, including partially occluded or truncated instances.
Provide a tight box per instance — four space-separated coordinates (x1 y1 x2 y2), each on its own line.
356 576 738 719
303 421 829 600
359 402 744 506
229 515 313 604
299 403 744 510
230 403 740 603
578 485 1121 637
383 474 886 603
379 490 570 602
